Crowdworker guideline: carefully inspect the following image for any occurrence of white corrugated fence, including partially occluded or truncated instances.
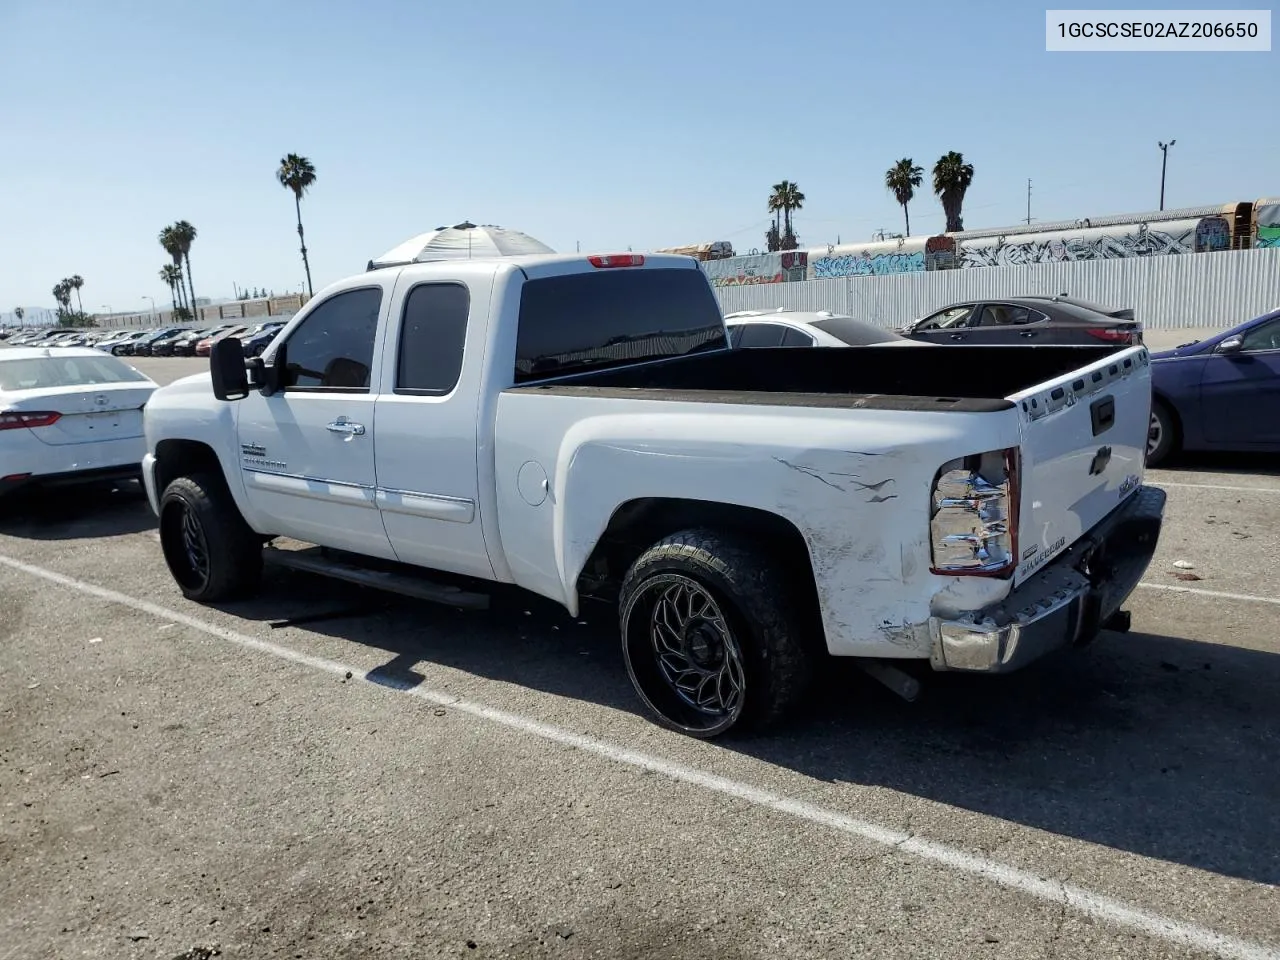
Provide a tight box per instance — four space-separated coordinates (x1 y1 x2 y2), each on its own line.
711 248 1280 330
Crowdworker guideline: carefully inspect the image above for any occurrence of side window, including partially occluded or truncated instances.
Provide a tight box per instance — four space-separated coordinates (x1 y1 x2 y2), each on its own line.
736 323 788 347
917 306 974 330
281 287 382 392
1238 318 1280 352
780 326 816 346
975 304 1036 326
396 283 470 394
727 325 746 348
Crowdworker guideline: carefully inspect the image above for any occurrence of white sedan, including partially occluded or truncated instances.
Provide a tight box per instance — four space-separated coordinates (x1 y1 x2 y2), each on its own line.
0 347 158 497
723 309 924 348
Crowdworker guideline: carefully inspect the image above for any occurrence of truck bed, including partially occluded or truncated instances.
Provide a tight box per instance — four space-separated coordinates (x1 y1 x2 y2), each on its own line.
505 344 1125 412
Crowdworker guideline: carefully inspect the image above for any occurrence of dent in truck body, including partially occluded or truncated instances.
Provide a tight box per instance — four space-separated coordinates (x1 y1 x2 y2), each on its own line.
492 391 1024 658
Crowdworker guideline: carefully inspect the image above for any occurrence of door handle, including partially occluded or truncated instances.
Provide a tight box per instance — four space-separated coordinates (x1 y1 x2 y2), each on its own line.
949 333 965 341
1019 331 1036 338
326 417 366 437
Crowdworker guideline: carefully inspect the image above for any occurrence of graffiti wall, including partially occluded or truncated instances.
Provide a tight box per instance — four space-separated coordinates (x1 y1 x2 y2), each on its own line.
702 251 808 286
1257 200 1280 249
957 219 1208 268
807 238 935 279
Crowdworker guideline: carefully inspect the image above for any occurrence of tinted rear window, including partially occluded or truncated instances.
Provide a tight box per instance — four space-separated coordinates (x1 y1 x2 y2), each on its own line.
0 355 151 391
514 268 727 382
810 316 902 345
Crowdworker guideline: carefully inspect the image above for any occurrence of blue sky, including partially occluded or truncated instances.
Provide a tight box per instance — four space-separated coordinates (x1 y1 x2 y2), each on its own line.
1 0 1275 316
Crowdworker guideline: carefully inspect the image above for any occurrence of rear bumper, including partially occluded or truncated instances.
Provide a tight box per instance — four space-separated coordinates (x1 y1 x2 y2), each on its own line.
0 463 144 497
930 484 1166 673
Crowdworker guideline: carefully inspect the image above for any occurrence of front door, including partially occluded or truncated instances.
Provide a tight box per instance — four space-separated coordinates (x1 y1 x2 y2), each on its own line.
1199 317 1280 446
908 304 978 343
235 285 396 559
372 277 495 579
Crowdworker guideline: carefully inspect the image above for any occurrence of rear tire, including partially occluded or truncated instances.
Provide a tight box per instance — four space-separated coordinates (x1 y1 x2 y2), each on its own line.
618 528 815 739
1147 399 1177 467
159 472 262 602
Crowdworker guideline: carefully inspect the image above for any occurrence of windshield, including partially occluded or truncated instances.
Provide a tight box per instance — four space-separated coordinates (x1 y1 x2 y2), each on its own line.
0 354 151 391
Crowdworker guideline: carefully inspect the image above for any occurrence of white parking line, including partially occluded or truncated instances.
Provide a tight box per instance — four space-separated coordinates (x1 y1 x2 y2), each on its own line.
1 552 1277 960
1156 481 1280 494
1138 582 1280 606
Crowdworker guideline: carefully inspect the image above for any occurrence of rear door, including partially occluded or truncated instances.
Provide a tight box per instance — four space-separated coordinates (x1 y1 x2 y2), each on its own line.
965 303 1051 344
1005 346 1151 584
372 276 495 579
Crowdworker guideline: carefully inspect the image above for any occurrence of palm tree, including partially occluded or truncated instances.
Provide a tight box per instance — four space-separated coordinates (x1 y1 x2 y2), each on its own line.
932 151 975 232
14 307 24 324
767 180 806 249
159 264 184 313
277 154 317 296
52 281 72 322
172 221 198 320
69 274 85 314
885 159 924 237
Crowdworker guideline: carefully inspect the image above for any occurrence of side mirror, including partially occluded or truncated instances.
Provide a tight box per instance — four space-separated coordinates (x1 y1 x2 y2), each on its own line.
210 337 250 401
1216 336 1244 355
259 340 289 396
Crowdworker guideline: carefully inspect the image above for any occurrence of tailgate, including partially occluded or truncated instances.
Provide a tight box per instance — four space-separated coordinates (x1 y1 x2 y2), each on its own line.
1007 346 1150 585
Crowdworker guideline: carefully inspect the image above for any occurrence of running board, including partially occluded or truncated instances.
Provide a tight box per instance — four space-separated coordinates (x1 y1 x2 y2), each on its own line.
263 542 490 610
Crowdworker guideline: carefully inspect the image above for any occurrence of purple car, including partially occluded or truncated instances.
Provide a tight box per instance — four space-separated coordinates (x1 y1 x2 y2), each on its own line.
1148 306 1280 465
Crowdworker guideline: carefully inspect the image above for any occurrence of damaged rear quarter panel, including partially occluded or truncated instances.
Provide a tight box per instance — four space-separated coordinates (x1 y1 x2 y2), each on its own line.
494 391 1022 658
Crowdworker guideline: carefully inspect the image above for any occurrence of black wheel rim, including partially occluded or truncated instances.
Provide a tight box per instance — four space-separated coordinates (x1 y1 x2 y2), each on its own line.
161 499 211 592
622 573 748 737
650 578 744 717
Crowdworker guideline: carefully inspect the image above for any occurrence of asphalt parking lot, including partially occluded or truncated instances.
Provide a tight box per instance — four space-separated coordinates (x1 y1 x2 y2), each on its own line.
2 351 1278 960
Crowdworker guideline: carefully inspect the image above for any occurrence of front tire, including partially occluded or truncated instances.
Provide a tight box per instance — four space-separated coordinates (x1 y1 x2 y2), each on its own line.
618 528 815 739
1147 399 1177 467
159 472 262 602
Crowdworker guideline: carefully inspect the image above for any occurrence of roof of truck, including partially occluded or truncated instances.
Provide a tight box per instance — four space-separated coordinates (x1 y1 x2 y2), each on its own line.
366 251 700 272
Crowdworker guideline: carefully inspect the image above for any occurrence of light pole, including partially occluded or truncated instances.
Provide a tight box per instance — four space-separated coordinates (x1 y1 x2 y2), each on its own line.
142 295 157 319
1158 140 1176 211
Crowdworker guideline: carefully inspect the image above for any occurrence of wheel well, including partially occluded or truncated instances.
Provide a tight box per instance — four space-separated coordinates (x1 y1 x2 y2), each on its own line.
576 498 821 619
153 439 225 499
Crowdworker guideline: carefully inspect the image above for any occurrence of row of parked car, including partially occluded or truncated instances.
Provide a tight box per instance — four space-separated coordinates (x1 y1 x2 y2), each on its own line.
2 321 287 358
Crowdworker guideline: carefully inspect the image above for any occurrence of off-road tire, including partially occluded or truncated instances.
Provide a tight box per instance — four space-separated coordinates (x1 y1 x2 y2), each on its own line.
618 528 816 739
159 472 262 602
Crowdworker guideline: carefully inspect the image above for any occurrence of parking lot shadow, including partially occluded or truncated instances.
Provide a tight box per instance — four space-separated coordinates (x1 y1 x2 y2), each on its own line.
0 481 156 540
218 569 1280 889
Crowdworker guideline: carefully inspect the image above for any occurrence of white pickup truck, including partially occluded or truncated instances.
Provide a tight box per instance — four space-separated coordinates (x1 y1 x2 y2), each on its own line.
141 251 1166 738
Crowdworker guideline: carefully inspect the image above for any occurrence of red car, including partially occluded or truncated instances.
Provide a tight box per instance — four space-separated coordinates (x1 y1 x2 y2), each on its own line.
195 324 248 357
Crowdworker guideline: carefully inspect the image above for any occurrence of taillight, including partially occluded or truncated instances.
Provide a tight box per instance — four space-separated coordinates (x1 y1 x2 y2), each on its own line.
588 254 645 268
930 447 1020 578
1086 327 1134 343
0 411 62 431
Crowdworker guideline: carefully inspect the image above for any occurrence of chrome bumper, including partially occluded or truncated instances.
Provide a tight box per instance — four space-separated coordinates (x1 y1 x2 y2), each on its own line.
930 485 1166 673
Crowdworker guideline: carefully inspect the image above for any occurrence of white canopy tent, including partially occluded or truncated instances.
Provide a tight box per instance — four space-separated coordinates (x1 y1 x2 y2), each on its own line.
368 221 554 269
